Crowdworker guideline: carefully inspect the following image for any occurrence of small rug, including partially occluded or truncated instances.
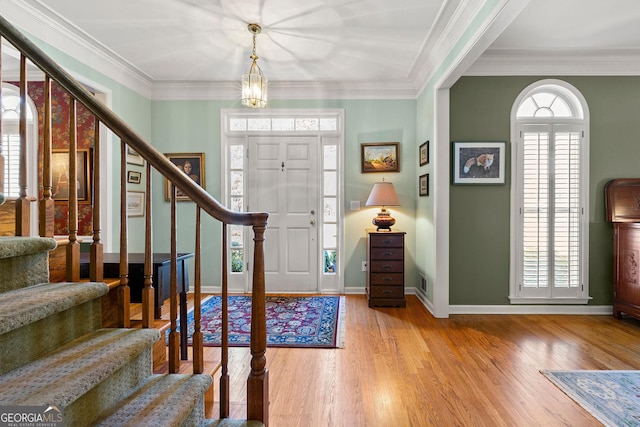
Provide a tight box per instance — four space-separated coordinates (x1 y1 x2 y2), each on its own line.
173 295 345 348
541 370 640 426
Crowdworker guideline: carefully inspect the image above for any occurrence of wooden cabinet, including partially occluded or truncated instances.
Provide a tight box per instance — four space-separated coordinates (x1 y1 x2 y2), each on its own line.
606 179 640 320
366 229 406 308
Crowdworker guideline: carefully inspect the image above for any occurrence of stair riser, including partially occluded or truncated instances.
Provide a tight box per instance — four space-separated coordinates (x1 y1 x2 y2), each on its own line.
63 347 153 427
0 299 102 375
0 252 50 292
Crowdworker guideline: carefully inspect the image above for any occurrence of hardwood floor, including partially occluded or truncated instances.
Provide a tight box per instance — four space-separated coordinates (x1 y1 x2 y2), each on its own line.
202 294 640 427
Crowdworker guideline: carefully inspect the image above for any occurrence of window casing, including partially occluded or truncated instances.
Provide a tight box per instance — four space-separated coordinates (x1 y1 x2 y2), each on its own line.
510 80 590 304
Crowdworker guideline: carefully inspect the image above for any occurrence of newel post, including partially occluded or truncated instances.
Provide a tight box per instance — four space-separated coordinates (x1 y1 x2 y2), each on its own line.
247 223 269 425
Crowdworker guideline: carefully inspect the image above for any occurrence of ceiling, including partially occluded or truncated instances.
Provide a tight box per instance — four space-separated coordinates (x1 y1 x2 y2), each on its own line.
4 0 640 92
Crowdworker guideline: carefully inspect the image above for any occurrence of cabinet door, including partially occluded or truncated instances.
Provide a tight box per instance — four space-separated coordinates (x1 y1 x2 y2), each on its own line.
616 225 640 307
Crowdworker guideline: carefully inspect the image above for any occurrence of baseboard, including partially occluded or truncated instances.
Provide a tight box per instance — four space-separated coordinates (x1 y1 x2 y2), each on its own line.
449 304 613 315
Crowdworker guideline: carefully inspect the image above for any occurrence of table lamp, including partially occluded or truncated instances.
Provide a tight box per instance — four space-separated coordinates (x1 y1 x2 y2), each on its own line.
365 180 400 231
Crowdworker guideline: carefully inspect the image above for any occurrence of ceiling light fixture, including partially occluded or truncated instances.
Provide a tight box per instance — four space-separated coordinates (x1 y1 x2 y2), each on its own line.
241 23 268 108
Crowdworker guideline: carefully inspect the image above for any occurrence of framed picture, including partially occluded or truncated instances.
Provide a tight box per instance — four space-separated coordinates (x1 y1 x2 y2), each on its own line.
361 142 400 173
127 146 144 166
126 191 145 217
164 152 205 201
127 170 141 184
52 148 91 203
419 174 429 196
419 141 429 166
452 141 506 185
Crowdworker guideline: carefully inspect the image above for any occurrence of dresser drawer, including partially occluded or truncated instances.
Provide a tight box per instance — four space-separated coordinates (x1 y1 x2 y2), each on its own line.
370 247 403 260
370 234 403 248
370 272 403 285
369 285 404 299
370 261 403 273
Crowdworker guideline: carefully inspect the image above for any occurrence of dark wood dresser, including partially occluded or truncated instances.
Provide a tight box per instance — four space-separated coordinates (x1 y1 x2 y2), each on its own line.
606 179 640 320
366 229 406 308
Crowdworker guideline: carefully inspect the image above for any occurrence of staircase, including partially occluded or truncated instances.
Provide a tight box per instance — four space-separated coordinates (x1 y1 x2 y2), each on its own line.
0 236 214 426
0 12 269 427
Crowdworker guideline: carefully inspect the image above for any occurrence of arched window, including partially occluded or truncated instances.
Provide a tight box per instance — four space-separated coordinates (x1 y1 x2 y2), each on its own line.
1 83 39 234
510 80 590 304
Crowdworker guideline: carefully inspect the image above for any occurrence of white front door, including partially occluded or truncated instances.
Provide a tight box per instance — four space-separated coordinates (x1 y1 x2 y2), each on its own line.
248 135 319 292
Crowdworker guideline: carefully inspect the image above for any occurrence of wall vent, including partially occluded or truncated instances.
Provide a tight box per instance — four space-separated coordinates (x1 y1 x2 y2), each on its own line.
419 273 427 292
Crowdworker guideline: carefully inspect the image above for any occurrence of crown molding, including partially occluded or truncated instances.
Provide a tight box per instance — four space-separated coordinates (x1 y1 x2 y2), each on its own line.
150 80 418 101
410 0 491 92
466 48 640 76
2 0 153 97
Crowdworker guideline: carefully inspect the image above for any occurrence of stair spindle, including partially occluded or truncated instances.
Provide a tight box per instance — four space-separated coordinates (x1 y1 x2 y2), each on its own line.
193 207 203 374
118 141 130 328
90 119 103 281
65 98 80 282
39 76 54 237
15 53 30 235
142 160 154 328
168 182 180 373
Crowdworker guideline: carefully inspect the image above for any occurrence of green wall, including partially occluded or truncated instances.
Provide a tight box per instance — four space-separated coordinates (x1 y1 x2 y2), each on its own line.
450 76 640 305
150 98 418 289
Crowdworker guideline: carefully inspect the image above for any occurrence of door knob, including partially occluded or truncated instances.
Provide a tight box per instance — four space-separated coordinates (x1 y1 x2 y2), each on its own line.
310 219 316 225
310 210 315 215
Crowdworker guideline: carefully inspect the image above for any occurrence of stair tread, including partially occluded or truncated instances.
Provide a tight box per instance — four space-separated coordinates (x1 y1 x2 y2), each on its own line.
0 281 109 335
0 328 159 406
0 236 57 260
95 374 212 427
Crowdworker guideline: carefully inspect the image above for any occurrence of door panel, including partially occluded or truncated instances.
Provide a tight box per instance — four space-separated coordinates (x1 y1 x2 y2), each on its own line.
249 135 318 291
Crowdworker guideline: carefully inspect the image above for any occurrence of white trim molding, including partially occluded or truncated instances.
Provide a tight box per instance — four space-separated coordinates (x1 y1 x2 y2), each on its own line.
466 48 640 76
450 304 613 315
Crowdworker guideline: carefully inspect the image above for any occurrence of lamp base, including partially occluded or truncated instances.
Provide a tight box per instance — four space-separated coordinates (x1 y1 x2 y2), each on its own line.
372 211 395 231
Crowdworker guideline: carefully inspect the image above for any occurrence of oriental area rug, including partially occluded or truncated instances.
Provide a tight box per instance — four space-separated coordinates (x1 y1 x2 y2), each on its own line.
541 370 640 426
172 295 346 348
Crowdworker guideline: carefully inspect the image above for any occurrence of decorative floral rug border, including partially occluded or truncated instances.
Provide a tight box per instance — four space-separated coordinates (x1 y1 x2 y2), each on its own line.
541 370 640 426
173 295 346 348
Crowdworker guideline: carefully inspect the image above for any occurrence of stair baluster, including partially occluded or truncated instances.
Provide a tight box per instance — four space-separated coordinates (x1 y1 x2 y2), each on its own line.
15 53 29 235
142 160 154 328
118 141 130 327
39 76 54 238
90 120 104 281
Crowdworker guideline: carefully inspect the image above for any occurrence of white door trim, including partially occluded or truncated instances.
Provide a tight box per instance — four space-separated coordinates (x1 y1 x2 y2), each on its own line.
221 109 345 294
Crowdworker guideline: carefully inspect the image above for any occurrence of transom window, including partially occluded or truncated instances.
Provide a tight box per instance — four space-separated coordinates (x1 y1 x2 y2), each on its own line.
510 80 590 304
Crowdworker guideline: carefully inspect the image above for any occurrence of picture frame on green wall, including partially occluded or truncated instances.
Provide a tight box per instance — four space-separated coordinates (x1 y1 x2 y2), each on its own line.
419 141 429 166
361 142 399 173
452 141 505 185
419 174 429 196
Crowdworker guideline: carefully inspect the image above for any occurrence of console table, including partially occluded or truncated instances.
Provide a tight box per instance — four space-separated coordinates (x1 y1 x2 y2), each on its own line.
80 252 193 319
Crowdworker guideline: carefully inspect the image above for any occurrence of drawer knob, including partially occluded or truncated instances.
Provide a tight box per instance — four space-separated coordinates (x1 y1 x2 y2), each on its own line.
383 290 392 294
383 277 392 282
382 264 392 269
382 252 393 256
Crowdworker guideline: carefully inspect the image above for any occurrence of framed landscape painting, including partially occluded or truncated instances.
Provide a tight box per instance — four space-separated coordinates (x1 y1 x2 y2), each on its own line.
361 142 399 173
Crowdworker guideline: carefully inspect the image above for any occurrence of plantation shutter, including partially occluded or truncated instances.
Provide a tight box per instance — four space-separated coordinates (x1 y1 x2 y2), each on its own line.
522 130 550 289
1 133 21 198
519 124 583 297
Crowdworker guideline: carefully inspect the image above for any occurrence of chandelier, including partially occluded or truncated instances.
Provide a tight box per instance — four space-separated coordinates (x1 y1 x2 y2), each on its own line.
241 23 268 108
